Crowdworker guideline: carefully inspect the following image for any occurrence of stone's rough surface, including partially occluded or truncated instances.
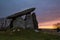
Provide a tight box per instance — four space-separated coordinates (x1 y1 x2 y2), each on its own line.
25 13 34 29
13 17 25 29
0 18 12 30
32 13 38 29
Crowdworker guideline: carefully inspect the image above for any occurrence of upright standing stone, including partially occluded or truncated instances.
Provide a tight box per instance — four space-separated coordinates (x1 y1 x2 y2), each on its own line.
13 17 25 29
0 18 12 30
25 13 34 29
32 13 38 30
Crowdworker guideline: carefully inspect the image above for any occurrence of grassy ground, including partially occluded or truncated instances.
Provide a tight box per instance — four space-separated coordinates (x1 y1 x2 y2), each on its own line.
0 29 60 40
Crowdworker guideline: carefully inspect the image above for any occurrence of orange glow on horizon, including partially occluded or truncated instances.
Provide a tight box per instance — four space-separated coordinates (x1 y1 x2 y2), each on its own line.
38 25 57 29
38 19 60 29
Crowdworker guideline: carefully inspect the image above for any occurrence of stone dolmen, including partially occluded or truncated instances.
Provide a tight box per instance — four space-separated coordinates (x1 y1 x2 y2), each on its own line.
0 8 39 32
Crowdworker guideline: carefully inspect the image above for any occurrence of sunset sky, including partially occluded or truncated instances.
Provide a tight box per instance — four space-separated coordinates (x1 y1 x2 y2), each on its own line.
0 0 60 29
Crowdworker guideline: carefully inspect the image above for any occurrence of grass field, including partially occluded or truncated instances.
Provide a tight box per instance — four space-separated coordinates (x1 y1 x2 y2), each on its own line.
0 29 60 40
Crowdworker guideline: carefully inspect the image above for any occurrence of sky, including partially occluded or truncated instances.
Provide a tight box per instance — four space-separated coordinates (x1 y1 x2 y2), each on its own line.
0 0 60 28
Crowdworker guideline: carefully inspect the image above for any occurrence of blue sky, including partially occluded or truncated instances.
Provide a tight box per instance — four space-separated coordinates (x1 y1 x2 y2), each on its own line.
0 0 60 23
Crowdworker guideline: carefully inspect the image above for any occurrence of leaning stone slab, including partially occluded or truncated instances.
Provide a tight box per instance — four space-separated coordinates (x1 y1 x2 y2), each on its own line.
25 13 34 29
